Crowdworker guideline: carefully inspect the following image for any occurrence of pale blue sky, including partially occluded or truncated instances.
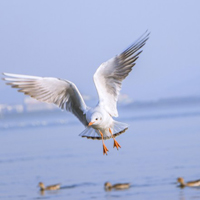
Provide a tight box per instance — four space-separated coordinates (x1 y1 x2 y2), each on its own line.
0 0 200 104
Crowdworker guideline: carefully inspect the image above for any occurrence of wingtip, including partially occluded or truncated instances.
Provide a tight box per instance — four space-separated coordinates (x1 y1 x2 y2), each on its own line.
145 29 150 33
2 72 13 77
121 30 150 54
2 73 7 81
140 30 150 40
1 72 40 79
143 29 151 38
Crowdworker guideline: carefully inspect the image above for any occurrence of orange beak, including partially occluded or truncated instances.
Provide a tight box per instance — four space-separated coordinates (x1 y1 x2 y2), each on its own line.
88 121 95 126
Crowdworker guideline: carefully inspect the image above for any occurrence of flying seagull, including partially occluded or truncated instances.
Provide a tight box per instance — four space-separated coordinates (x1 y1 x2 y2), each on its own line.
2 31 150 155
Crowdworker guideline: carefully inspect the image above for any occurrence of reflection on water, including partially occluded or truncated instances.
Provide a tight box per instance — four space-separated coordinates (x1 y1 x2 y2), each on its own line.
0 102 200 200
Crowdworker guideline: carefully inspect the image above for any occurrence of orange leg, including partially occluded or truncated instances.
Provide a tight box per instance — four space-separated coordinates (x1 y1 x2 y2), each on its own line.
109 128 121 150
99 130 109 155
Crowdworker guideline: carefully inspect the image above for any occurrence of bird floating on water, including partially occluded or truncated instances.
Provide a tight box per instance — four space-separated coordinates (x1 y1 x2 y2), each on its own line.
38 182 61 191
177 177 200 187
2 31 149 155
104 182 130 191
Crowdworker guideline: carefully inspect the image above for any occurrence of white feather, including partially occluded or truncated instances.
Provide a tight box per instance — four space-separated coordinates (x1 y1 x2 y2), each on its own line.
94 31 150 117
2 73 88 125
2 31 149 141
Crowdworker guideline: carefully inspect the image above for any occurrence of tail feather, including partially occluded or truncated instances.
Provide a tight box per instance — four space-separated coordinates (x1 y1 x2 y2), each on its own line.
79 120 129 140
79 127 101 140
112 120 128 138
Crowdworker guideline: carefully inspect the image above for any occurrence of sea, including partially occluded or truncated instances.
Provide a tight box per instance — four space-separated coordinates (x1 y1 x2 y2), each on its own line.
0 97 200 200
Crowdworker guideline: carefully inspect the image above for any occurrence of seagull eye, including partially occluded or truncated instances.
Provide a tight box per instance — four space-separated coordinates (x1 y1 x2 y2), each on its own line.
96 118 98 120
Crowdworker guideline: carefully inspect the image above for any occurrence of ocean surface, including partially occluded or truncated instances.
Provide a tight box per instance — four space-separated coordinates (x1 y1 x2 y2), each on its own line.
0 99 200 200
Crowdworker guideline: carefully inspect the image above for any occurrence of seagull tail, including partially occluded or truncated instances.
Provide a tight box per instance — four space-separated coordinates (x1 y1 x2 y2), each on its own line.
112 120 129 137
79 121 128 140
79 127 102 140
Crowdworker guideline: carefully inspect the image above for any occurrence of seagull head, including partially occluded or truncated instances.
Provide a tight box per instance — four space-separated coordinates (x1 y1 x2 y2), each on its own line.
88 112 103 126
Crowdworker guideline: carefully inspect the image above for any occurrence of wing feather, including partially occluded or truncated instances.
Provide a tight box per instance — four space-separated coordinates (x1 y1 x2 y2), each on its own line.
93 31 150 117
2 73 88 125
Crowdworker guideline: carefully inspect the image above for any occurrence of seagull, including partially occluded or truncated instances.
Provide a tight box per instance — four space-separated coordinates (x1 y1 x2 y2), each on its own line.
2 31 149 155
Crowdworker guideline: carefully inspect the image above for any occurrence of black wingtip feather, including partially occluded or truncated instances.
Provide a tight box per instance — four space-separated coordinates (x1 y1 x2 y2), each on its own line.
121 30 150 55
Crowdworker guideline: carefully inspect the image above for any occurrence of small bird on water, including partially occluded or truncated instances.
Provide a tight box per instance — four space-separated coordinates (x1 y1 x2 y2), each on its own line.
177 177 200 187
104 182 130 191
38 182 61 191
2 31 149 155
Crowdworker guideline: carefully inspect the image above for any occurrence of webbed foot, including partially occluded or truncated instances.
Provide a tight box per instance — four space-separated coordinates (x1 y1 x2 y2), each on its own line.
113 139 121 150
103 143 109 155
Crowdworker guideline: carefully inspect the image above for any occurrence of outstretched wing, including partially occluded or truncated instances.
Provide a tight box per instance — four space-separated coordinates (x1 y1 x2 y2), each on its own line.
2 73 88 125
93 31 150 117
